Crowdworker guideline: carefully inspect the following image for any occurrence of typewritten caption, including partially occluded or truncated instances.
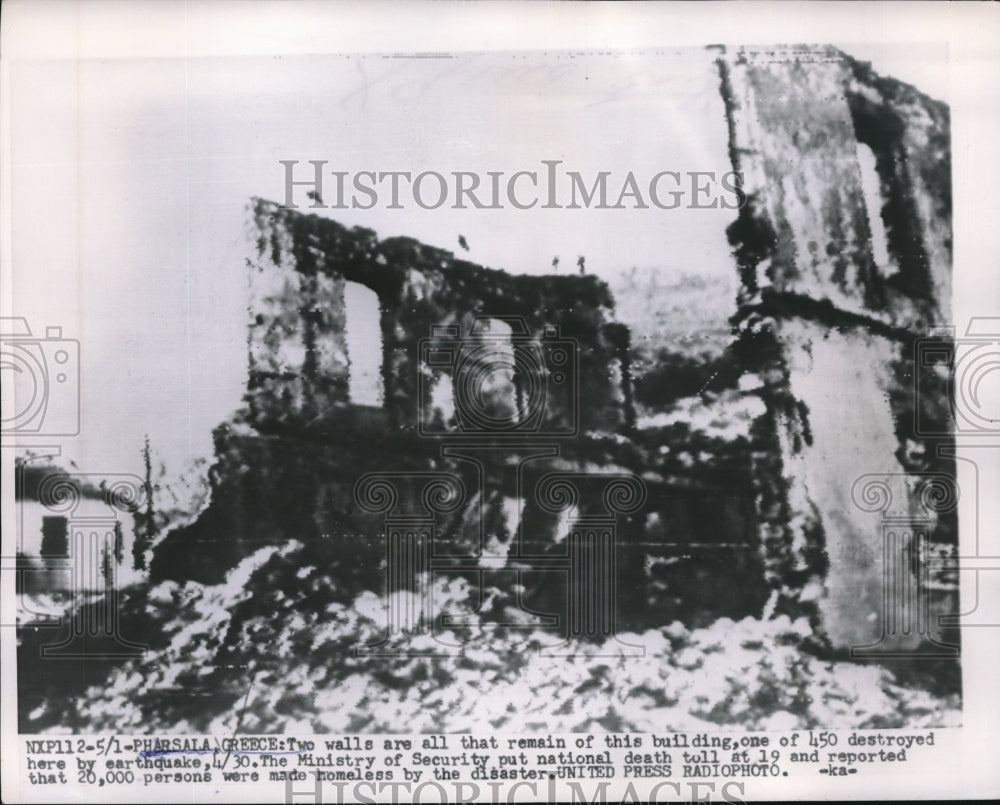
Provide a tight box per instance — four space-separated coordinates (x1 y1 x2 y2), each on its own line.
20 730 939 801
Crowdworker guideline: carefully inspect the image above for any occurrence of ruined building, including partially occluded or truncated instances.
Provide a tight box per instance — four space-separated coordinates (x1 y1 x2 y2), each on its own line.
717 45 957 654
151 196 764 635
150 45 957 657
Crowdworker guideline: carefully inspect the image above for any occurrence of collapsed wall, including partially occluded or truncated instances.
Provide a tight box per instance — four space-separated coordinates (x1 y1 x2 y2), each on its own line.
150 47 958 655
242 201 627 435
715 45 958 652
150 200 762 633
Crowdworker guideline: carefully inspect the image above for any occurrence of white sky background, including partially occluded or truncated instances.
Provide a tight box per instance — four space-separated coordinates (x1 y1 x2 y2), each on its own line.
8 48 740 479
0 2 986 491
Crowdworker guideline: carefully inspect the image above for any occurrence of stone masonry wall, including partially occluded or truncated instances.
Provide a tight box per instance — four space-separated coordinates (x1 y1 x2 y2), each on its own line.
151 47 957 654
151 202 762 635
716 45 957 652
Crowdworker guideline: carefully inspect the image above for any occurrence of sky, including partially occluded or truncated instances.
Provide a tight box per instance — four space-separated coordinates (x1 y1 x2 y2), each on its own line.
4 41 956 487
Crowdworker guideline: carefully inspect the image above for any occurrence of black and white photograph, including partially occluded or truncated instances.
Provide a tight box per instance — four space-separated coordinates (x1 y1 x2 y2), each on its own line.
2 2 999 802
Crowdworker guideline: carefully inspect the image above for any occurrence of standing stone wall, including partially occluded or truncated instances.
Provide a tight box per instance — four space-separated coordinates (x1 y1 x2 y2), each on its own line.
716 45 956 652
